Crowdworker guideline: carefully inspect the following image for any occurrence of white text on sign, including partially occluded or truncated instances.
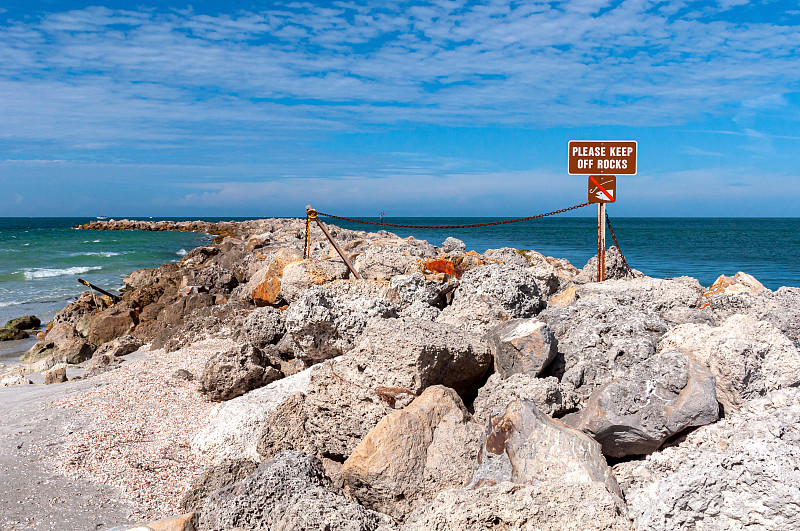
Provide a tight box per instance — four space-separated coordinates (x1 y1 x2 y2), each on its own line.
568 141 637 175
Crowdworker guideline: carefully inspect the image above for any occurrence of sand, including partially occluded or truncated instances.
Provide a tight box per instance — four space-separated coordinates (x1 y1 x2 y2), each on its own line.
0 338 232 530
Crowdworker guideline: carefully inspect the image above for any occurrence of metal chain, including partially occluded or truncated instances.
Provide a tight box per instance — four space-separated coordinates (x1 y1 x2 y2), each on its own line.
315 202 592 230
303 217 310 259
605 213 633 276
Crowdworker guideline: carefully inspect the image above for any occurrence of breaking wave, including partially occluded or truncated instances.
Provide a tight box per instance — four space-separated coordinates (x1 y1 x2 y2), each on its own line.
24 266 102 280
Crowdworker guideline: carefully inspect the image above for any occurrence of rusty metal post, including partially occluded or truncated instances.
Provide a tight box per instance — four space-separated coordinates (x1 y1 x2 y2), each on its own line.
597 203 606 281
306 206 361 280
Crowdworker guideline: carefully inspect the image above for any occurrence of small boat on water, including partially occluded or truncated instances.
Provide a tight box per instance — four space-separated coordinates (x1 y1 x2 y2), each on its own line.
96 216 108 220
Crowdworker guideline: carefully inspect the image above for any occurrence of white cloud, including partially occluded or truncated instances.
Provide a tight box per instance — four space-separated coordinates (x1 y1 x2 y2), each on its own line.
0 0 797 146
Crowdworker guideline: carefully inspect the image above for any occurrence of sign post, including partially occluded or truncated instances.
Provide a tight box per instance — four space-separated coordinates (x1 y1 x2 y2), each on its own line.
569 141 636 282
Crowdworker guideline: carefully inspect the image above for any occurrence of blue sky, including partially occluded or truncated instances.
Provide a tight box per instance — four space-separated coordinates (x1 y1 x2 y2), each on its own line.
1 0 800 217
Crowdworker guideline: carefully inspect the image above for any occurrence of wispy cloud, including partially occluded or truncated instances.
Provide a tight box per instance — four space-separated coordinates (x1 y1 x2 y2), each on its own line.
2 1 800 153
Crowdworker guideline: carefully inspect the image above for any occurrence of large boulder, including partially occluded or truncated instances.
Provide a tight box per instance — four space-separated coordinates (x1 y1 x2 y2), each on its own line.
180 458 258 513
86 302 139 346
436 263 545 333
658 314 800 412
575 276 705 316
564 350 719 457
0 327 27 341
538 298 669 402
50 291 105 336
403 481 632 531
405 398 631 530
341 386 481 520
615 387 800 530
199 451 397 531
487 318 557 378
280 259 350 304
285 285 398 362
385 272 457 310
21 322 95 364
233 306 286 349
471 398 621 497
200 344 282 402
354 238 438 281
192 369 312 463
472 373 579 424
573 246 640 283
244 247 303 307
260 318 491 461
4 315 40 331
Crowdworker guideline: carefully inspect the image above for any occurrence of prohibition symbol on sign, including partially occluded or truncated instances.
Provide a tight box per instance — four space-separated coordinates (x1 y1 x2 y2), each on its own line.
588 175 616 203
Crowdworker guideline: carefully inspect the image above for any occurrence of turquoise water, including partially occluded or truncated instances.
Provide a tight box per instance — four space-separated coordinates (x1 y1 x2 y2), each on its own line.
1 216 799 332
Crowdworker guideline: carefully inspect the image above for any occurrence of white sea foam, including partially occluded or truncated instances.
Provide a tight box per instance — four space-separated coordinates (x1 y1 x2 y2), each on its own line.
0 300 22 308
176 248 188 256
24 266 102 280
75 251 126 257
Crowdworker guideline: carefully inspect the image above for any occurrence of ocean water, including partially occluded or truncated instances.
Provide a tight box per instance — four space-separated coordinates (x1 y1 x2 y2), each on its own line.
1 216 799 337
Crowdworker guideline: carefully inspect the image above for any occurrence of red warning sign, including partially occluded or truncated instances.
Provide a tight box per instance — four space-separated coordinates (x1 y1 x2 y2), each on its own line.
588 175 616 203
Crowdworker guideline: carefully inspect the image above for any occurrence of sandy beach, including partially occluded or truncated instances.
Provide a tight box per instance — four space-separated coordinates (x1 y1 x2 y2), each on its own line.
1 339 232 530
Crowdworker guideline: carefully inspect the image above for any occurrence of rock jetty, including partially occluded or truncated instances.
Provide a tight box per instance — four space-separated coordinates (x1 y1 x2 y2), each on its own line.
5 216 800 530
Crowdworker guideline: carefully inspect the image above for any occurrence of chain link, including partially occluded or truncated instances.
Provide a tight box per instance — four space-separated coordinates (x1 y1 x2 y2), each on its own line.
605 213 633 276
315 202 592 230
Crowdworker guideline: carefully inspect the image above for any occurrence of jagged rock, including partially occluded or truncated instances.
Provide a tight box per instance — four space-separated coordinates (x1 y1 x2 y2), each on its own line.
483 247 531 268
437 263 545 333
4 315 40 331
0 327 27 341
21 322 95 364
484 248 564 298
180 459 259 512
703 271 768 298
341 386 481 520
385 272 456 309
147 292 215 348
354 238 438 281
573 246 641 283
403 481 632 531
193 369 312 463
234 306 285 349
472 373 579 423
122 267 159 290
87 303 139 346
261 318 491 460
397 300 441 321
200 344 282 402
280 259 350 304
538 298 669 402
183 264 238 294
441 237 466 253
575 276 705 315
284 285 397 362
199 451 397 531
700 285 800 348
93 335 143 358
564 350 719 457
84 352 123 377
658 314 800 411
114 512 198 530
1 373 33 387
487 318 557 378
50 291 105 336
615 387 800 530
471 398 621 497
44 367 68 384
243 247 302 306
